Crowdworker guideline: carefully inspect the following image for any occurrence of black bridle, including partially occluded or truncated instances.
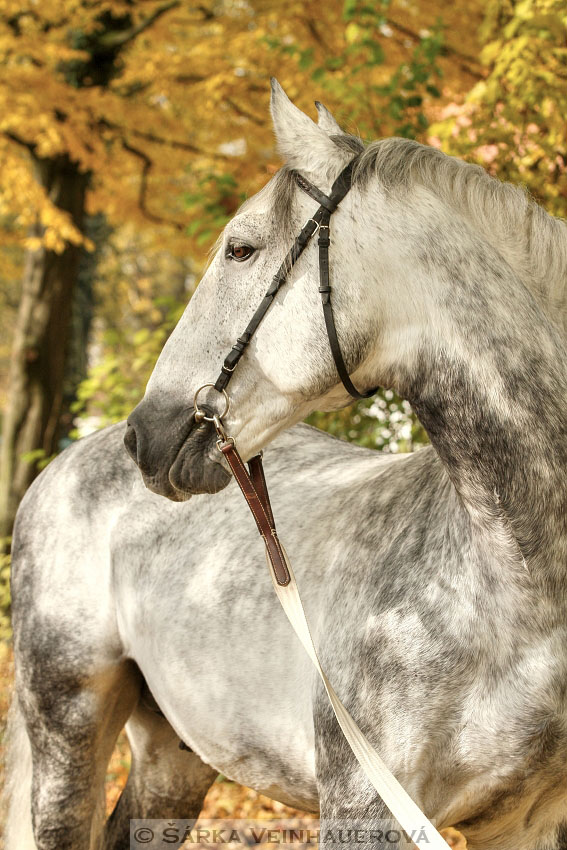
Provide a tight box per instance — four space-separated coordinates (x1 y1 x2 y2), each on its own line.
213 155 378 401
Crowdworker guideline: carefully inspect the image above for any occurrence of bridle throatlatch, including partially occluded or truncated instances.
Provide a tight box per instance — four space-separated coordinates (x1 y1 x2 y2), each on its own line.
192 159 449 849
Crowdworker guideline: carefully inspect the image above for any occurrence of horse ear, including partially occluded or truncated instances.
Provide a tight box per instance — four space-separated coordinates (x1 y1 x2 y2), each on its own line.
315 101 345 136
270 78 345 178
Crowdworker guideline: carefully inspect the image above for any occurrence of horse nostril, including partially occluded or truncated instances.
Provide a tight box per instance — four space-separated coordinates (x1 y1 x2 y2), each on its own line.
124 423 138 462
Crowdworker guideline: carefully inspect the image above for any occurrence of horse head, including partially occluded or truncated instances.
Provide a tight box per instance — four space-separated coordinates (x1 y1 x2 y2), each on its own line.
124 78 567 503
124 81 397 497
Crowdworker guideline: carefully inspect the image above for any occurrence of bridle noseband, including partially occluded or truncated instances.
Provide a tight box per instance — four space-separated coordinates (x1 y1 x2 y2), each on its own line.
212 154 378 401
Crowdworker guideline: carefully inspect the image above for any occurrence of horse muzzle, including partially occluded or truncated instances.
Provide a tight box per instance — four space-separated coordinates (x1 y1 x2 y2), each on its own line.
124 397 231 498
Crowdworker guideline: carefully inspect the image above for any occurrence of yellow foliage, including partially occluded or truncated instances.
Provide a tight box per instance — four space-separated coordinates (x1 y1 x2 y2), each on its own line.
0 0 484 266
431 0 567 216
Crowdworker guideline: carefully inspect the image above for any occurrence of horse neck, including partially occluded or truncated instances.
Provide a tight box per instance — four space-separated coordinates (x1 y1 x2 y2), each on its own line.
371 216 567 589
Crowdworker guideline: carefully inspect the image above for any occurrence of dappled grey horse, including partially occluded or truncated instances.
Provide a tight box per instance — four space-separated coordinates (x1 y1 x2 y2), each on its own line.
5 81 567 850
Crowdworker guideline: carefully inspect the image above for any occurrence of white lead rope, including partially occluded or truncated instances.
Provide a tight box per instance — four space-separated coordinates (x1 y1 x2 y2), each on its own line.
268 546 448 850
202 406 449 848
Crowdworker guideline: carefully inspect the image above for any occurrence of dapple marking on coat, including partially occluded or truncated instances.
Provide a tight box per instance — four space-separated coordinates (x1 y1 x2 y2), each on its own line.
4 81 567 850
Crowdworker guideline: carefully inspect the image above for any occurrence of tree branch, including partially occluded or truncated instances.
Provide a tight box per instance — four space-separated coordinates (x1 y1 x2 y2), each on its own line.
225 97 264 126
100 119 229 160
173 74 207 84
4 131 37 156
120 139 185 230
128 128 204 153
196 4 215 20
303 17 331 52
97 0 181 51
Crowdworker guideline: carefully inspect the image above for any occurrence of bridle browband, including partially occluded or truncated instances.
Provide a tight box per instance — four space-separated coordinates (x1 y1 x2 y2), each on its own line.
213 154 379 401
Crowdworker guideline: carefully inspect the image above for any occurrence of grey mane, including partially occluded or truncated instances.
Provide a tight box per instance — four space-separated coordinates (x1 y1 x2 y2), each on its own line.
269 133 567 342
354 137 567 339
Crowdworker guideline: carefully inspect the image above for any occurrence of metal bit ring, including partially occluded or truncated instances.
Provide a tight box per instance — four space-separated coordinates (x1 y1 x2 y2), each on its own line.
193 384 230 423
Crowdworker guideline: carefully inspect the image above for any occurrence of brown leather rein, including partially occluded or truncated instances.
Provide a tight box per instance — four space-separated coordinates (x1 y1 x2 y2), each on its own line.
194 157 376 588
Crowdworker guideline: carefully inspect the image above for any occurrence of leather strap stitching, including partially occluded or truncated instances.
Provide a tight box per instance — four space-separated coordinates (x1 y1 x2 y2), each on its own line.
220 444 290 585
223 447 273 531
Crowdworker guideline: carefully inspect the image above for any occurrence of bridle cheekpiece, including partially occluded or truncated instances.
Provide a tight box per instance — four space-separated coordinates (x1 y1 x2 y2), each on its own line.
210 154 378 402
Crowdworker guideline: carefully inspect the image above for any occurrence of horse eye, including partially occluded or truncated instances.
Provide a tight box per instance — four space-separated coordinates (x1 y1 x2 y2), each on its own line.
229 244 255 262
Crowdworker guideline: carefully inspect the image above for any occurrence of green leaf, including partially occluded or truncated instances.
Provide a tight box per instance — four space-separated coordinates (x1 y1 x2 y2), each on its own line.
426 84 441 97
299 48 314 69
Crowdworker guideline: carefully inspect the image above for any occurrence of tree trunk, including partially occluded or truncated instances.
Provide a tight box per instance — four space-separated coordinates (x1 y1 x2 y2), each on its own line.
0 155 88 539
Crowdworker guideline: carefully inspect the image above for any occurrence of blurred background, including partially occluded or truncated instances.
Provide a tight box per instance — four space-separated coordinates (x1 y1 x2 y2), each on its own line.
0 0 565 832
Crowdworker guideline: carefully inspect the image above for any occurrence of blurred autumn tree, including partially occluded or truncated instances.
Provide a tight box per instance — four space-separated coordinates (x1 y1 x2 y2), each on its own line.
0 0 468 537
0 0 191 535
72 226 192 430
75 0 485 425
0 0 273 536
11 0 565 538
432 0 567 213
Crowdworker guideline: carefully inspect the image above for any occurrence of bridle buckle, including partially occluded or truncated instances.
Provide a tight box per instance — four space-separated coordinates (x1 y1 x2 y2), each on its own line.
212 414 230 444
